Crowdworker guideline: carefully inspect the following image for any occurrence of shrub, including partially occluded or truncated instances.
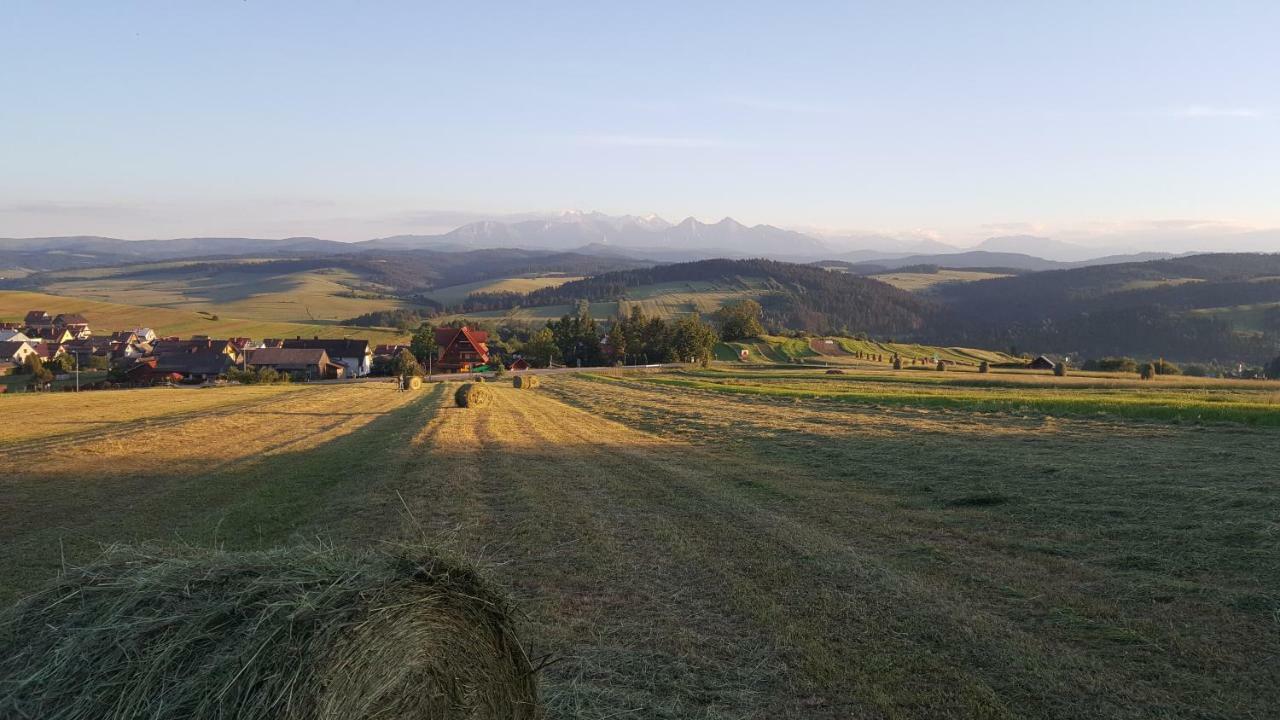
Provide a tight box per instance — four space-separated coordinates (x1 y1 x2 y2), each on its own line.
1182 364 1210 378
0 544 539 720
492 363 506 378
1089 357 1139 373
455 383 493 408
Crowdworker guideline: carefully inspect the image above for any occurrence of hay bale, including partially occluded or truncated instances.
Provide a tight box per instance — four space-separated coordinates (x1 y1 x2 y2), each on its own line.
0 545 540 720
512 375 541 389
455 382 493 408
408 376 423 390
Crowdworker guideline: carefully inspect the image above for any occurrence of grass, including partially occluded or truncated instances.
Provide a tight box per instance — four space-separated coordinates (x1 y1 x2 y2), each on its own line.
0 290 407 342
1 374 1277 717
870 269 1011 291
31 264 418 324
624 368 1280 425
426 274 585 305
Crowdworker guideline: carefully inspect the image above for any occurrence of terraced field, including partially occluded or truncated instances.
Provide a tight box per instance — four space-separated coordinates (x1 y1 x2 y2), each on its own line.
2 372 1277 718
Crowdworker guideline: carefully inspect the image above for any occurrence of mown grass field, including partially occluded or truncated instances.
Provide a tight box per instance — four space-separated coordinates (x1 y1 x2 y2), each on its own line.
718 334 1022 366
0 290 406 342
1 372 1276 718
870 269 1012 291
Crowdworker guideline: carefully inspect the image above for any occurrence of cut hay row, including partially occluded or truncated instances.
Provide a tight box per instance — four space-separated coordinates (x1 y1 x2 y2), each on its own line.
0 544 540 720
455 382 494 408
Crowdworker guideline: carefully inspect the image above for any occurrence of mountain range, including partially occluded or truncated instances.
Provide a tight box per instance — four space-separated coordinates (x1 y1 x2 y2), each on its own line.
1 211 1254 273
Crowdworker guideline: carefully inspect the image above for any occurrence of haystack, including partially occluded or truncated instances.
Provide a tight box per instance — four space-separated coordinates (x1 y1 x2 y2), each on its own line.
408 376 423 390
512 375 540 389
455 382 493 408
0 545 540 720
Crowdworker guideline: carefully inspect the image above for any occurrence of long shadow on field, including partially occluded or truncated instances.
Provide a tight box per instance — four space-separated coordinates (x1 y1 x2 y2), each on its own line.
0 384 446 605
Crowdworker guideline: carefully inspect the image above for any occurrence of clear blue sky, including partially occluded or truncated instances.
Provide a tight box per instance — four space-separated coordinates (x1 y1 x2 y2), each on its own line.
3 1 1278 245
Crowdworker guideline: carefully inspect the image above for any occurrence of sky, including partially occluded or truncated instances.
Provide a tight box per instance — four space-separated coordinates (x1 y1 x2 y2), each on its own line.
2 1 1279 250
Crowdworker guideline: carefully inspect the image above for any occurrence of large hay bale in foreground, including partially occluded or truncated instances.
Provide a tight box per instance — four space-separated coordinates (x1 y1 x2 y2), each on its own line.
408 375 423 390
512 375 540 389
455 382 493 408
0 545 540 720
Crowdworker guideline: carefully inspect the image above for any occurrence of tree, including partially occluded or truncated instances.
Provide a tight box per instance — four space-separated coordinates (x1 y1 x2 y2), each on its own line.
670 315 719 367
409 324 437 365
22 355 53 385
606 321 627 362
86 354 110 370
391 348 422 377
1265 355 1280 380
713 299 765 341
48 353 75 374
548 302 601 367
521 328 560 368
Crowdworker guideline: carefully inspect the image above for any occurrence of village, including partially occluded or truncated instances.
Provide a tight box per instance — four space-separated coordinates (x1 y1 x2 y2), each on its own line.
0 311 510 392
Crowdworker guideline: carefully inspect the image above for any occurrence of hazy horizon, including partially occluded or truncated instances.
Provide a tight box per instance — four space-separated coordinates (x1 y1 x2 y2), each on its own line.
3 2 1278 254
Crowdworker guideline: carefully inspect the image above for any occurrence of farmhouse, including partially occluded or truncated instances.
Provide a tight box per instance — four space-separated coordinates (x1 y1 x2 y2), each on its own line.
0 329 30 343
434 326 489 373
131 327 158 343
1029 355 1057 371
245 348 344 380
31 327 74 345
152 351 234 382
282 338 372 377
508 357 530 371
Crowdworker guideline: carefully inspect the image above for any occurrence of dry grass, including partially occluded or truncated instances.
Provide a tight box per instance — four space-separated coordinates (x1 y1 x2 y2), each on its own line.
1 376 1276 718
870 269 1011 291
0 290 406 342
0 544 539 719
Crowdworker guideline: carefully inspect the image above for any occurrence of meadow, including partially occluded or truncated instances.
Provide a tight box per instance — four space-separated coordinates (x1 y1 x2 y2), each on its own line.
425 274 585 305
0 290 407 343
870 269 1012 291
1 370 1276 718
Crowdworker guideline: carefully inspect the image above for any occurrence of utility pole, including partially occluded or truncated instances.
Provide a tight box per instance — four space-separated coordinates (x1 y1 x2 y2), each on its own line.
74 352 80 392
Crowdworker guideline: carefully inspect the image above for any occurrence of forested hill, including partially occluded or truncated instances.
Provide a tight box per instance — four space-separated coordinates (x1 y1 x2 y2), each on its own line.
468 258 941 337
935 253 1280 361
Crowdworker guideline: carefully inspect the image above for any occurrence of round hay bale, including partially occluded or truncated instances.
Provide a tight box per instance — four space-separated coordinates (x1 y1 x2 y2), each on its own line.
0 545 539 720
407 376 423 390
512 375 541 389
455 382 493 408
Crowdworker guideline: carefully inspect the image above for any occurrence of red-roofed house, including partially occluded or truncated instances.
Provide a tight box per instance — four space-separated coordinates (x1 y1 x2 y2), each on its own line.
434 326 490 373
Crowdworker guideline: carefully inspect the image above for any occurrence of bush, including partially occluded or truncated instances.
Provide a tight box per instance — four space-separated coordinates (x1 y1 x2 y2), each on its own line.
492 363 506 378
455 383 493 408
1182 364 1210 377
0 544 539 720
1089 357 1139 373
227 367 290 385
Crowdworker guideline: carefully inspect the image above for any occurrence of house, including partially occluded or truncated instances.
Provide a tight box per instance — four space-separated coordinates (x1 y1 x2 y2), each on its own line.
32 327 75 345
0 341 39 369
63 337 114 365
433 326 490 373
23 311 53 333
373 343 410 358
508 357 530 371
152 351 233 381
1028 355 1057 371
261 338 284 348
53 313 91 338
281 338 371 377
0 330 30 343
131 327 158 343
110 331 138 345
29 342 65 363
245 348 344 380
152 338 240 362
